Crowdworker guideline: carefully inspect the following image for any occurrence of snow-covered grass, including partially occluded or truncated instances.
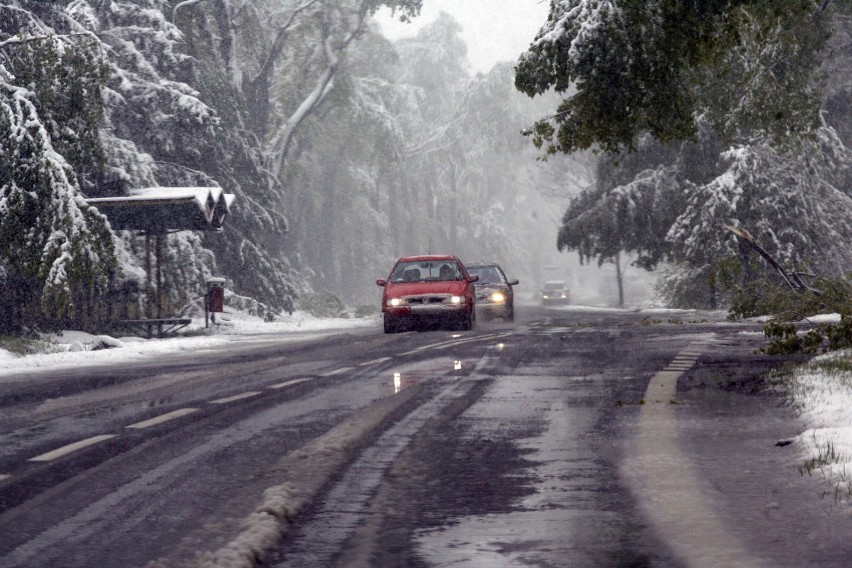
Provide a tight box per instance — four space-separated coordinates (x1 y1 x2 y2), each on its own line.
0 310 378 380
780 347 852 499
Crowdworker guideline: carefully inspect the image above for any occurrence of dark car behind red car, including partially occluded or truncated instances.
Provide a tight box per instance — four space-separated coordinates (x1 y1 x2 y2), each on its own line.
466 262 518 321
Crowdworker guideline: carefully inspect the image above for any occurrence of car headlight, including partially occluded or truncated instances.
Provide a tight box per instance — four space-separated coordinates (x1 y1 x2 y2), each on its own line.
387 298 403 307
489 292 505 303
450 296 463 304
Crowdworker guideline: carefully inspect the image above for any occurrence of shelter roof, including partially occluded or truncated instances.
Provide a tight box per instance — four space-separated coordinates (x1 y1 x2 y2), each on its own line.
86 187 235 233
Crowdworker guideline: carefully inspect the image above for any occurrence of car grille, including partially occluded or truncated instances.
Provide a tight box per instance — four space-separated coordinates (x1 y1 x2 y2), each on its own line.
406 296 447 305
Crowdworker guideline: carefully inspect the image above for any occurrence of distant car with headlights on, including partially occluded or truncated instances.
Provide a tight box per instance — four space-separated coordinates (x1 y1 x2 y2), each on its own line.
465 263 518 322
376 255 478 333
541 280 570 305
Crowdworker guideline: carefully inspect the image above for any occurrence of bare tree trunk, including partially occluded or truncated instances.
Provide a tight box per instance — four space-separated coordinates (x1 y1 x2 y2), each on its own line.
737 235 753 286
267 2 371 179
708 272 718 310
614 253 625 308
242 0 321 138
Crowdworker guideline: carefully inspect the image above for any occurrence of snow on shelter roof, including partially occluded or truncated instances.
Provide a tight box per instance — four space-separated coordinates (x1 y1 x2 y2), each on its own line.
85 187 235 233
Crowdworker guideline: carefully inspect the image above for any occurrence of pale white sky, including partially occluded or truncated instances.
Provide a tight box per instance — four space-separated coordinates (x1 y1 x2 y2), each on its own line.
373 0 550 74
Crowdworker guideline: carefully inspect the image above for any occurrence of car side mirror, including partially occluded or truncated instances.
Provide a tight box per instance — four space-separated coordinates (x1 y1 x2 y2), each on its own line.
508 279 519 286
376 279 387 287
468 275 479 283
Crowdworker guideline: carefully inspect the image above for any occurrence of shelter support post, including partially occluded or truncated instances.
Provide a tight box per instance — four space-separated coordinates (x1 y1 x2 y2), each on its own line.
145 233 153 319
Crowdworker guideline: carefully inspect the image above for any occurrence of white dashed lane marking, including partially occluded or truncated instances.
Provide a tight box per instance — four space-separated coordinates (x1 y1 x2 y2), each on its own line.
209 391 262 404
321 367 354 377
269 378 313 389
359 357 391 366
28 435 117 462
0 474 10 482
14 358 387 469
127 408 199 429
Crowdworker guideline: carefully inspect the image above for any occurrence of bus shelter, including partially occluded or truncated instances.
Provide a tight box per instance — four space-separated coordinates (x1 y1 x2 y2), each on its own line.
86 187 235 337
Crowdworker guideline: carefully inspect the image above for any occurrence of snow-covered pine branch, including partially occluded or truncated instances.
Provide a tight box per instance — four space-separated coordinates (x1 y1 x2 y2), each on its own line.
0 80 116 331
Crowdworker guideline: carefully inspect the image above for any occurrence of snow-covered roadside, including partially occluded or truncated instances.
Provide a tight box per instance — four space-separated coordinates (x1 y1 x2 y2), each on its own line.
0 311 378 380
782 343 852 495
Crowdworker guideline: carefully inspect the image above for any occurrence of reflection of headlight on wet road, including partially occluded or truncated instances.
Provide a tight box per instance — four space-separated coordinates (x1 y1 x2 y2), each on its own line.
393 372 401 393
454 360 462 370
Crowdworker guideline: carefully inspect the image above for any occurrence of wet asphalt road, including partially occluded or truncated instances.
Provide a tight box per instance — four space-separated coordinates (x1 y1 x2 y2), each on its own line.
0 305 848 567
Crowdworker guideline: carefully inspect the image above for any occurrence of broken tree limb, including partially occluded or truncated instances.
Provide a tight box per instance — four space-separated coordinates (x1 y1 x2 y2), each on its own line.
725 224 823 296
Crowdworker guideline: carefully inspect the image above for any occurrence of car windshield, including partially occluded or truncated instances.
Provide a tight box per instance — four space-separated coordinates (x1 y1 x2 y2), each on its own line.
390 261 461 283
467 265 504 284
543 281 566 291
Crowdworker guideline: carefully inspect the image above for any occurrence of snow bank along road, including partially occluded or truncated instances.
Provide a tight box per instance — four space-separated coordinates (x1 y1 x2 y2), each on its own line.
0 307 848 567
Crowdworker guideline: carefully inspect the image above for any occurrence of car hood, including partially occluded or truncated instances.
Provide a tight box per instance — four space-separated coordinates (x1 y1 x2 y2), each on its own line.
385 281 468 296
475 283 508 292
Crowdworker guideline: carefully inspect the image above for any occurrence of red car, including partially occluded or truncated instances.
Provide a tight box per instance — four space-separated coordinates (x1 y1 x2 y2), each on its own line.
376 255 479 333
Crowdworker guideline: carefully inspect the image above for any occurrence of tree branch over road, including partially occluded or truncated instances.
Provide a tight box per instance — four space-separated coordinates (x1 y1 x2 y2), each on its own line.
725 225 823 296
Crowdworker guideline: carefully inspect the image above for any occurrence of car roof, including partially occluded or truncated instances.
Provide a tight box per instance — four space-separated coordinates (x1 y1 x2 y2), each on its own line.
544 280 567 285
466 262 501 268
397 255 459 262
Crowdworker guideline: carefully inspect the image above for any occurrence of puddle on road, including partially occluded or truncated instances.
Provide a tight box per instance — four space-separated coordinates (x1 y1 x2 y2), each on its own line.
414 509 629 566
413 372 656 567
386 358 469 396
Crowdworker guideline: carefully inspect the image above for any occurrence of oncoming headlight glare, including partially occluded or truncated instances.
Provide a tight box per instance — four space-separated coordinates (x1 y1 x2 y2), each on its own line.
450 296 462 304
388 298 401 307
489 292 505 303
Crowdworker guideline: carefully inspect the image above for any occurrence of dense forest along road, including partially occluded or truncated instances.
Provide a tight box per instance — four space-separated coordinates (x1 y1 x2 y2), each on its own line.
0 306 845 567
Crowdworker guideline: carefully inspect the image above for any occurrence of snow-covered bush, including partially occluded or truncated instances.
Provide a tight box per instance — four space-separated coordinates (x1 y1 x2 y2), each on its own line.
224 289 280 322
297 290 348 319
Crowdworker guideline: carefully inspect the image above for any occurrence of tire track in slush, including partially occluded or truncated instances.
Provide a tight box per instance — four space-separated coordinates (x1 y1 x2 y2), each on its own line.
193 356 493 568
268 355 496 568
624 335 771 568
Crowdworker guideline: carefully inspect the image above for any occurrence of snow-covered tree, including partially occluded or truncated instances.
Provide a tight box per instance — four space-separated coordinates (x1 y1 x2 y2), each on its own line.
1 30 108 196
558 120 852 309
274 10 584 304
558 164 686 269
172 0 421 175
68 0 304 313
515 0 837 154
167 0 425 309
665 125 852 306
529 2 852 309
0 59 116 332
822 5 852 145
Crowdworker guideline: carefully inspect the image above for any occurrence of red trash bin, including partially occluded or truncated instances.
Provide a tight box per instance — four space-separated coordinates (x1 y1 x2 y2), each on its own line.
205 277 227 327
208 286 224 312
